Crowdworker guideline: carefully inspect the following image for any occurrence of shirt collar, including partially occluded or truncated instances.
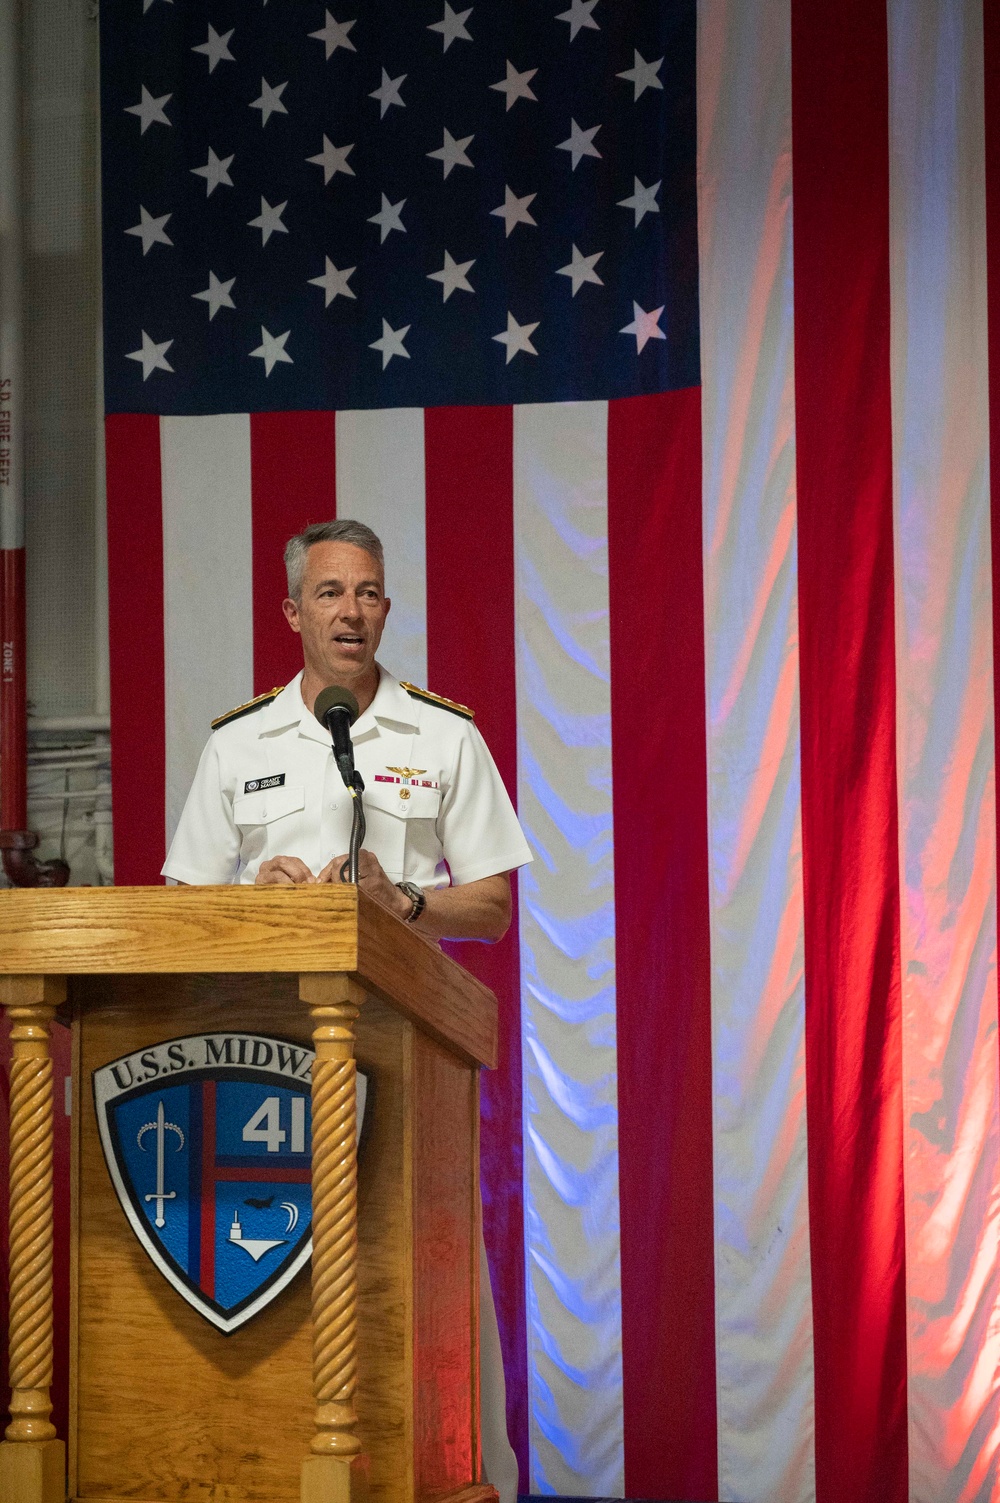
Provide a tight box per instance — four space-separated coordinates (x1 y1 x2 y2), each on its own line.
258 666 418 743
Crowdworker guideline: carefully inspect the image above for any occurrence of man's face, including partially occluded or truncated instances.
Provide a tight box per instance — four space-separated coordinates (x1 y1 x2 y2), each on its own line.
282 541 390 686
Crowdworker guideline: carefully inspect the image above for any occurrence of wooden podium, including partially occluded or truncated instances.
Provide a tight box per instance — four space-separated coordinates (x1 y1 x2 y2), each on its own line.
0 886 498 1503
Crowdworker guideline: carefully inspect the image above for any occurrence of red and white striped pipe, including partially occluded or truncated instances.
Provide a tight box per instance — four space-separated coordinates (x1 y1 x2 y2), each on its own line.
0 0 67 886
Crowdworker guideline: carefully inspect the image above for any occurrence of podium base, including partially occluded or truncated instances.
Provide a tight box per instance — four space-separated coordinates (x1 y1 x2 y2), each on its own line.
0 1438 66 1503
301 1453 370 1503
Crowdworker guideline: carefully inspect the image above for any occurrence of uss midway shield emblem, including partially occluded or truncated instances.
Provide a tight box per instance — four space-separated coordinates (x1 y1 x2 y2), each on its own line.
94 1033 331 1334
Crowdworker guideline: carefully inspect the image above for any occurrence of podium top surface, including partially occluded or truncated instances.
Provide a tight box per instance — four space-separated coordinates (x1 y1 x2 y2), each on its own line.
0 885 497 1068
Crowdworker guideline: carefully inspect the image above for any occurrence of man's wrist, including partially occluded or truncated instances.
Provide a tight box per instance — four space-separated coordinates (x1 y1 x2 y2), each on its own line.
395 880 426 923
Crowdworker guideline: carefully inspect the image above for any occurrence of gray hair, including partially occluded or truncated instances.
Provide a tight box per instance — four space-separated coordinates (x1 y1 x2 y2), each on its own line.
284 519 385 600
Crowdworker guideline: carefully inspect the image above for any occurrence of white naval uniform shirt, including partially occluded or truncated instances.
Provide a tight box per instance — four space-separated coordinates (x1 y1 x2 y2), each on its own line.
161 666 532 888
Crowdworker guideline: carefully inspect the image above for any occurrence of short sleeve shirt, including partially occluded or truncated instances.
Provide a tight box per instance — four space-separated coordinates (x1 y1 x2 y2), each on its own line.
161 667 532 888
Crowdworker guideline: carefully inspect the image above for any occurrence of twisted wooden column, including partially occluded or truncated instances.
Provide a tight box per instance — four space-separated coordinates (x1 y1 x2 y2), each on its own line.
0 974 66 1503
300 973 367 1503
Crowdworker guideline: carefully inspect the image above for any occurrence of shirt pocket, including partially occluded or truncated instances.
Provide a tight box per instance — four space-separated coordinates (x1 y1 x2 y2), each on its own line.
232 783 306 829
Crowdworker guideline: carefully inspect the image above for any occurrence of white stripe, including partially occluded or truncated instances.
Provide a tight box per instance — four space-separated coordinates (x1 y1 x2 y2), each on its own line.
512 401 624 1496
334 408 427 688
696 0 815 1496
886 5 1000 1498
161 415 253 846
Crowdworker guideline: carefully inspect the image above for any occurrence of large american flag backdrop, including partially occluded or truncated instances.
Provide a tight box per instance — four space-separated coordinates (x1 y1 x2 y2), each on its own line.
8 0 996 1497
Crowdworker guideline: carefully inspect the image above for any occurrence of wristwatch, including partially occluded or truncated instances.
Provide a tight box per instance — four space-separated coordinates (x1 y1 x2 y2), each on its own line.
396 880 426 923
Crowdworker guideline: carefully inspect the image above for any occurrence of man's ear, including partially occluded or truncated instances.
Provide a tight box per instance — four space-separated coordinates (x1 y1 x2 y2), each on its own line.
383 595 391 620
282 597 302 634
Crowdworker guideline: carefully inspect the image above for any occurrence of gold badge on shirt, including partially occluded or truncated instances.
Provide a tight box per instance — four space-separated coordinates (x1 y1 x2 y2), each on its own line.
375 766 437 804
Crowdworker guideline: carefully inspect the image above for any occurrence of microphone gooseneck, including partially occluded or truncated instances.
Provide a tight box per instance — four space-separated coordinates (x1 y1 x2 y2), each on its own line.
313 684 366 884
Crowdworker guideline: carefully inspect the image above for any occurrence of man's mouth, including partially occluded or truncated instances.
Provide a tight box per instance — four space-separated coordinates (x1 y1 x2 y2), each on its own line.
334 633 365 646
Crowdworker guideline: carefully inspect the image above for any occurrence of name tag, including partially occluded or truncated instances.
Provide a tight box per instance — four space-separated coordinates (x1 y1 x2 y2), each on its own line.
244 774 285 794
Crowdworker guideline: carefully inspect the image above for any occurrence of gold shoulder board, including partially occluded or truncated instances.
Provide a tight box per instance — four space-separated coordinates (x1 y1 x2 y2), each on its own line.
211 686 284 731
400 682 475 721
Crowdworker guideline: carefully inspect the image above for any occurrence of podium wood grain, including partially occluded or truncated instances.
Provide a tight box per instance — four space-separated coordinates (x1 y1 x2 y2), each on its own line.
0 888 496 1503
0 886 497 1069
71 975 316 1503
69 971 482 1503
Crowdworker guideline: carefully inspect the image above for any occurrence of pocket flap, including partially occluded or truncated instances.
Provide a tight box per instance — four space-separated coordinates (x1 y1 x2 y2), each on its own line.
232 784 306 826
363 781 441 821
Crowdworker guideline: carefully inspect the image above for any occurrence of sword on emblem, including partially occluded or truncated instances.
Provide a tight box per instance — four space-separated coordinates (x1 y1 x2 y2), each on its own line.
137 1100 185 1228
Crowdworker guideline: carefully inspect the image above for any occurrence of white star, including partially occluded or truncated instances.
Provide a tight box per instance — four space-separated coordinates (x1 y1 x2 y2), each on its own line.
616 49 664 100
192 272 236 320
124 86 172 134
309 11 356 58
125 206 172 255
493 311 539 364
428 2 472 50
618 176 661 225
556 119 602 170
620 301 666 352
142 0 171 11
306 136 355 183
248 196 288 244
490 185 537 237
427 128 474 178
190 147 234 196
556 0 599 39
126 331 173 380
557 243 604 295
369 319 411 368
250 78 288 125
369 68 406 117
308 257 356 305
191 24 234 72
428 251 475 301
367 193 406 242
250 327 293 376
489 61 537 111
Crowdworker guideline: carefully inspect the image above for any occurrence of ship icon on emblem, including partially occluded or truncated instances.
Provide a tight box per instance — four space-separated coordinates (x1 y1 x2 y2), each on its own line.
228 1201 299 1262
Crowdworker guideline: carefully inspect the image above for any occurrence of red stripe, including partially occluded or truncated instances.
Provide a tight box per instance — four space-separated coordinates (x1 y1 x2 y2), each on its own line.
0 549 27 830
608 389 717 1501
214 1166 312 1182
986 0 1000 898
249 411 337 695
200 1080 216 1299
423 405 528 1489
105 415 166 885
791 7 908 1502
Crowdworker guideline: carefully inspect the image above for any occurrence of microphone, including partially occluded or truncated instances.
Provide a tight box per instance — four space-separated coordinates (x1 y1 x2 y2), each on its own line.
314 685 360 789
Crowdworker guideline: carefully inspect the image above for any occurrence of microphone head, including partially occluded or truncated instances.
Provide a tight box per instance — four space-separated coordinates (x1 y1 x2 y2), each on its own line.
314 684 360 729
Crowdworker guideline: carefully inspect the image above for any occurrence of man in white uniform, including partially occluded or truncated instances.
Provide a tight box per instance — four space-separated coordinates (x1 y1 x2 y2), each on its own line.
163 519 528 1501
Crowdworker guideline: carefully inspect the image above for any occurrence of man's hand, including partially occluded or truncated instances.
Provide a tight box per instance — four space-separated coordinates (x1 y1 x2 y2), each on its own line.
255 855 317 885
316 848 412 919
316 850 512 942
